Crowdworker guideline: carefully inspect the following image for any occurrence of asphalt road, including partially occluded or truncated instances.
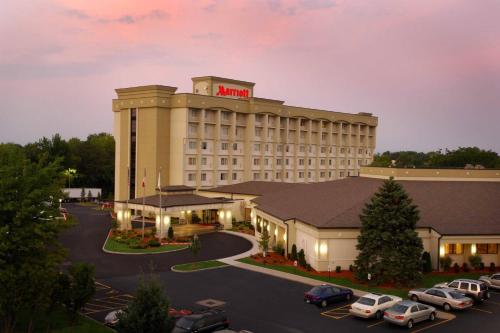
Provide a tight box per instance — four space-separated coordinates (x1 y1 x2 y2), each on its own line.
61 204 500 333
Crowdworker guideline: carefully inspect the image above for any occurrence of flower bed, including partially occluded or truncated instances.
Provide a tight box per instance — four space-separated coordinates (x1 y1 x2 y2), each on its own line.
104 229 190 254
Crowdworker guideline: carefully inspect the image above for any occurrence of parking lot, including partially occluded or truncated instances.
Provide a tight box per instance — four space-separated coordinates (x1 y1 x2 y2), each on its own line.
82 281 134 324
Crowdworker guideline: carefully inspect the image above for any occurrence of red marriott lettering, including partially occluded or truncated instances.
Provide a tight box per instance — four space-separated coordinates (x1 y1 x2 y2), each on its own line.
215 85 250 98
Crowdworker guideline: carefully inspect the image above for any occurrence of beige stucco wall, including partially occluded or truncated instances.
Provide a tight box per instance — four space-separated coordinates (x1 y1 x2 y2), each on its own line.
361 166 500 182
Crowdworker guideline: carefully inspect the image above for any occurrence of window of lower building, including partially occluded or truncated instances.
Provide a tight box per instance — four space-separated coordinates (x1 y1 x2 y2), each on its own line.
189 141 197 150
299 172 304 179
201 173 206 181
253 172 260 180
232 173 237 181
446 243 463 255
220 173 228 181
477 244 498 254
188 173 195 181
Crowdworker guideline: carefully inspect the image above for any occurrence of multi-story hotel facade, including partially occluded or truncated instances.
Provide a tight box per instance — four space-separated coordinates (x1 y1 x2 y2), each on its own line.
113 76 378 201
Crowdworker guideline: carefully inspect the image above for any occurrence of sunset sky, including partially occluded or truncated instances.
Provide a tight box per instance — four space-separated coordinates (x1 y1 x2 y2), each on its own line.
1 0 499 152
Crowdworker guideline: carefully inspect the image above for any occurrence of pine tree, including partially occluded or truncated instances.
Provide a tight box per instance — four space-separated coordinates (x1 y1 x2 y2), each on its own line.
259 227 270 257
354 177 423 286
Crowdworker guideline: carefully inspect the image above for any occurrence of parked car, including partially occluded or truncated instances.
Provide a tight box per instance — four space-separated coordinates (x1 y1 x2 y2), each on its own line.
383 300 436 329
172 309 229 333
304 284 353 308
169 308 193 321
408 287 473 311
104 310 123 327
435 279 490 302
479 273 500 289
349 293 402 319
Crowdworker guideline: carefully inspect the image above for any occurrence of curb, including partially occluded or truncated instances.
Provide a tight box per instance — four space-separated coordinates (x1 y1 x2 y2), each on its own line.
101 229 189 255
171 263 229 273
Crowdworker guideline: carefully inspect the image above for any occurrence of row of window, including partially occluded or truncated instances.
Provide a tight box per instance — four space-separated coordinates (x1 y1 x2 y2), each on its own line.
186 170 355 182
187 140 372 155
446 243 498 255
187 156 367 168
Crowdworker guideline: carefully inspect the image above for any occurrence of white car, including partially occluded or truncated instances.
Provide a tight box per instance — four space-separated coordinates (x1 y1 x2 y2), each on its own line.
349 293 403 319
104 310 123 326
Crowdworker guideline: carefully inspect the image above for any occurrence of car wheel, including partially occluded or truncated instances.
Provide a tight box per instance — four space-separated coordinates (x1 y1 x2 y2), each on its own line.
321 300 328 308
443 303 451 312
407 320 414 329
346 293 352 301
429 312 436 321
375 310 382 320
410 294 419 302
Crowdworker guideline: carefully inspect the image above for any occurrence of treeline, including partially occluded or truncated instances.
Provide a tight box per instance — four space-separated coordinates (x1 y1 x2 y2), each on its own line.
21 133 115 198
371 147 500 169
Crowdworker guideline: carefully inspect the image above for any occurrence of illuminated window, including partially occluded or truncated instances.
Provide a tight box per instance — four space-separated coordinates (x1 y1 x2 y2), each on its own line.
477 244 498 254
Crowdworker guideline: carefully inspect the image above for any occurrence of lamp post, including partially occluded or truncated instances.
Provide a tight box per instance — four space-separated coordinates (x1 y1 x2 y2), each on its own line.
59 198 62 209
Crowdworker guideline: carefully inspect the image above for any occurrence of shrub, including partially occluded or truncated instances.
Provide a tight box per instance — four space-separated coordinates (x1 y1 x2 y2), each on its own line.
272 243 285 256
297 249 307 268
306 264 312 271
479 262 485 270
335 266 341 273
349 265 354 272
191 213 201 224
439 256 452 271
462 262 470 272
422 251 432 273
490 262 496 272
148 239 161 247
468 254 482 270
167 226 174 240
290 244 298 261
149 227 157 237
111 219 119 230
129 239 147 249
453 263 460 273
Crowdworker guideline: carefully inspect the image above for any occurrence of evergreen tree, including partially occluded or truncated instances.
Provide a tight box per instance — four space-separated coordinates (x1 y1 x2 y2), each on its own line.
87 190 92 201
116 275 173 333
80 187 85 202
259 227 270 257
190 234 201 256
354 177 423 286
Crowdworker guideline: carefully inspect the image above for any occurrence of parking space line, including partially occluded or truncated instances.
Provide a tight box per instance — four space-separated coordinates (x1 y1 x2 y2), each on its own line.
82 306 124 315
321 304 351 320
95 281 112 289
470 307 493 314
410 318 451 333
91 299 129 307
366 320 385 328
85 302 117 310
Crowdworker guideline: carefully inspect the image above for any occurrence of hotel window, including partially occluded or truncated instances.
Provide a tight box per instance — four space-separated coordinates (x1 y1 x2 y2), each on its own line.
221 111 230 122
358 160 362 166
188 141 197 150
221 126 229 137
309 146 313 153
233 143 238 151
188 124 198 136
201 157 207 166
253 173 260 180
299 172 304 179
328 171 332 178
277 145 282 152
286 159 289 166
264 172 269 180
308 159 312 166
253 158 260 166
202 142 207 149
300 145 305 153
254 143 261 152
340 171 345 178
477 244 498 254
264 158 269 166
300 132 306 140
340 160 345 166
322 133 327 141
320 159 325 166
188 157 196 166
358 148 363 154
220 173 228 181
285 145 290 153
232 158 237 166
232 173 237 181
189 109 198 119
320 172 325 178
299 159 304 166
321 147 326 154
220 157 228 166
286 171 289 178
308 172 311 178
329 159 332 166
276 172 281 179
348 148 351 154
255 128 262 137
276 159 282 166
348 159 351 166
340 148 345 154
265 144 269 152
187 173 196 181
201 173 206 181
446 244 463 254
300 119 307 127
221 142 228 151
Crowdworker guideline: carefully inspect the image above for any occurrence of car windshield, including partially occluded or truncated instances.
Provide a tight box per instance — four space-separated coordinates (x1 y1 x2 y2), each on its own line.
175 318 195 330
389 304 408 314
309 287 325 295
357 297 376 306
449 291 466 299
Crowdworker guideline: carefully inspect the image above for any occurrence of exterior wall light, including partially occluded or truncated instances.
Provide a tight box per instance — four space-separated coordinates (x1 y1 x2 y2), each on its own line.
320 242 328 256
283 233 287 241
226 210 231 219
439 245 445 257
117 210 123 221
471 244 477 255
220 211 225 219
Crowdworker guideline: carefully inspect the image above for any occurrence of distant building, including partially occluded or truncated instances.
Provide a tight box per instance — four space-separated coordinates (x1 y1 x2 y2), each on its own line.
63 188 102 200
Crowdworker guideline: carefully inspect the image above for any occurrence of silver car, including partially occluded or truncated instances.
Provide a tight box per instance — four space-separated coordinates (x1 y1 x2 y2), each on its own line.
479 273 500 290
408 287 473 311
349 293 402 319
383 300 436 329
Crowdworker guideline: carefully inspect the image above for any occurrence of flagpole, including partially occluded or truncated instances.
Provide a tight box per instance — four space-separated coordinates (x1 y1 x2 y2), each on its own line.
126 166 130 230
142 168 146 239
158 167 162 241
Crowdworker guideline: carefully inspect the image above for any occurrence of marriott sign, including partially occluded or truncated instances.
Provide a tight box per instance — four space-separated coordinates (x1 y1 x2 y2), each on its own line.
215 85 250 98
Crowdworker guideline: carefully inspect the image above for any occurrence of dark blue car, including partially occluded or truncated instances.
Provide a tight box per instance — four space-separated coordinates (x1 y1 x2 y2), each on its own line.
304 284 353 308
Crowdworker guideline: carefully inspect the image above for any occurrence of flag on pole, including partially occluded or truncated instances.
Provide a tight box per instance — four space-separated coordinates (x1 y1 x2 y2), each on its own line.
157 171 161 191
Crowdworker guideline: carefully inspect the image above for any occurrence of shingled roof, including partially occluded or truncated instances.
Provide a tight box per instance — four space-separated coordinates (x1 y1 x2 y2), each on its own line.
123 194 232 208
246 178 500 236
203 181 308 196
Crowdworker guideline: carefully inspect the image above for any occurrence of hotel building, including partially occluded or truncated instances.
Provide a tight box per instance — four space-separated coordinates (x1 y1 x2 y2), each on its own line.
112 76 378 201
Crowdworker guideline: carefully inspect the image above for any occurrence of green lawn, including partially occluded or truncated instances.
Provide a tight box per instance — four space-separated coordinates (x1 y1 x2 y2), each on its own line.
173 260 228 272
104 237 188 254
15 306 113 333
238 257 484 298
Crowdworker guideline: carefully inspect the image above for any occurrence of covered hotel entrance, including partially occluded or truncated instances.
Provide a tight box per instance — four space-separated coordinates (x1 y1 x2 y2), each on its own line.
114 186 235 239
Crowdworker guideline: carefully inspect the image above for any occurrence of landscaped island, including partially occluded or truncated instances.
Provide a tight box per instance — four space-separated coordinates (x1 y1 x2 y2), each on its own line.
104 229 190 254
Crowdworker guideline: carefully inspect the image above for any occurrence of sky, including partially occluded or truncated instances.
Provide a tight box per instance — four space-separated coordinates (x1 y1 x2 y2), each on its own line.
1 0 499 153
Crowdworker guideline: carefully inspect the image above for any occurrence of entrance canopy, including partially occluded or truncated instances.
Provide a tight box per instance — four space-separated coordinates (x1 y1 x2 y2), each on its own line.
122 193 233 213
